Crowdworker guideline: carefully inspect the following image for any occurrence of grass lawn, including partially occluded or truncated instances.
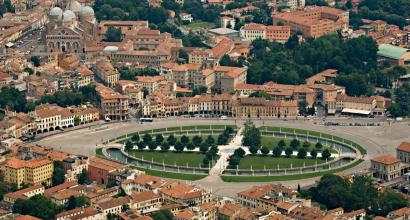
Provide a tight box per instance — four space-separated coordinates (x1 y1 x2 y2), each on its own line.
221 159 364 182
238 155 328 169
128 151 209 167
95 148 104 157
186 21 216 29
261 136 335 153
132 166 207 181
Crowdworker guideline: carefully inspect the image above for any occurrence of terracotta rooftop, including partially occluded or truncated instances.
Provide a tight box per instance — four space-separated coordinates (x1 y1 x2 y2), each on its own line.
6 157 52 169
371 155 401 165
130 190 160 203
14 215 42 220
388 207 410 217
397 142 410 153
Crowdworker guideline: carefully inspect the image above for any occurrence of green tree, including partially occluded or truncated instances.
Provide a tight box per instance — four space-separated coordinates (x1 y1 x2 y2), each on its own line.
143 133 152 144
67 196 89 210
180 135 190 146
131 133 140 142
186 142 195 151
105 26 122 42
156 134 164 146
206 135 215 146
242 120 261 149
389 84 410 117
285 147 293 158
73 116 80 126
148 141 157 151
272 147 282 157
199 142 209 154
261 146 270 156
192 135 202 146
278 139 286 149
30 56 41 67
150 210 174 220
13 195 63 219
161 141 170 152
249 145 260 155
297 148 307 159
125 140 133 152
315 142 323 149
302 141 310 149
310 149 317 159
234 148 246 158
371 189 407 216
137 141 145 150
77 169 88 184
122 204 130 212
290 139 300 150
322 148 331 160
174 141 184 152
167 134 176 146
52 161 65 186
0 87 32 112
228 156 240 168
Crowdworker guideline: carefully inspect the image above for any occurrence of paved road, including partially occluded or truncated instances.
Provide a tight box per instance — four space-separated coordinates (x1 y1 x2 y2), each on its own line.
34 118 410 197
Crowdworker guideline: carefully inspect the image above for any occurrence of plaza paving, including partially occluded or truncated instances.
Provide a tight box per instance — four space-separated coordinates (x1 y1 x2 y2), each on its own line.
34 117 410 197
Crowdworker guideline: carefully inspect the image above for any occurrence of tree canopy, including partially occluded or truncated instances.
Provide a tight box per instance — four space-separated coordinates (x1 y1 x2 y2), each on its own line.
247 35 381 96
305 175 407 215
93 0 169 24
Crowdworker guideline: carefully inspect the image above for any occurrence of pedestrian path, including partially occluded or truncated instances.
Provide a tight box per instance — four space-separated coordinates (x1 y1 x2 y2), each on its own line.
209 126 244 175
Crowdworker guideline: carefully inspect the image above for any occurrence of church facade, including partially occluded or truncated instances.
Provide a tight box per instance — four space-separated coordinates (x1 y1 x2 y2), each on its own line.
45 0 98 57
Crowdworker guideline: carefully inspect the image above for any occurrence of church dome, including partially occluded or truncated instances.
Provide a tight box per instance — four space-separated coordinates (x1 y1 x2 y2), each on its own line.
49 7 63 19
68 0 82 13
63 10 76 21
80 6 94 17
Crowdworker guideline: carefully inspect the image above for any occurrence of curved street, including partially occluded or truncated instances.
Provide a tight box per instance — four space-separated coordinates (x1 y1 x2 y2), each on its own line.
34 117 410 197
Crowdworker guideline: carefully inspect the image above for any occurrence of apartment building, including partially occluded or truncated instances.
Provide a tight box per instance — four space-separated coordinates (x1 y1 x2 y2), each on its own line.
187 36 234 66
135 76 165 94
215 66 247 93
277 0 305 9
88 157 126 184
129 190 162 214
30 104 99 134
116 80 144 107
396 142 410 163
232 98 298 118
3 184 45 204
93 59 120 88
97 20 149 37
240 23 291 43
159 181 212 205
335 94 377 115
237 184 294 210
109 29 182 67
370 155 402 181
62 155 89 182
172 64 215 90
95 83 129 120
5 157 53 188
272 6 349 38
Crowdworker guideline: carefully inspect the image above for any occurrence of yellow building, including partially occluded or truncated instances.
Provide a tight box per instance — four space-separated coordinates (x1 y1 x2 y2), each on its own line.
5 157 54 188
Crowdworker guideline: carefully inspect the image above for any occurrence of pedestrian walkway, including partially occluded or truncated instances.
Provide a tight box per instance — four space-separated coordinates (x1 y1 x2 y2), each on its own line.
209 126 244 175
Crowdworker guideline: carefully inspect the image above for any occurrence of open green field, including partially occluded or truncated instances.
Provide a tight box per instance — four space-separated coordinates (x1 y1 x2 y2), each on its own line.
261 136 335 153
260 126 367 155
238 155 328 169
128 150 215 168
132 166 207 181
185 21 216 29
221 159 364 182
